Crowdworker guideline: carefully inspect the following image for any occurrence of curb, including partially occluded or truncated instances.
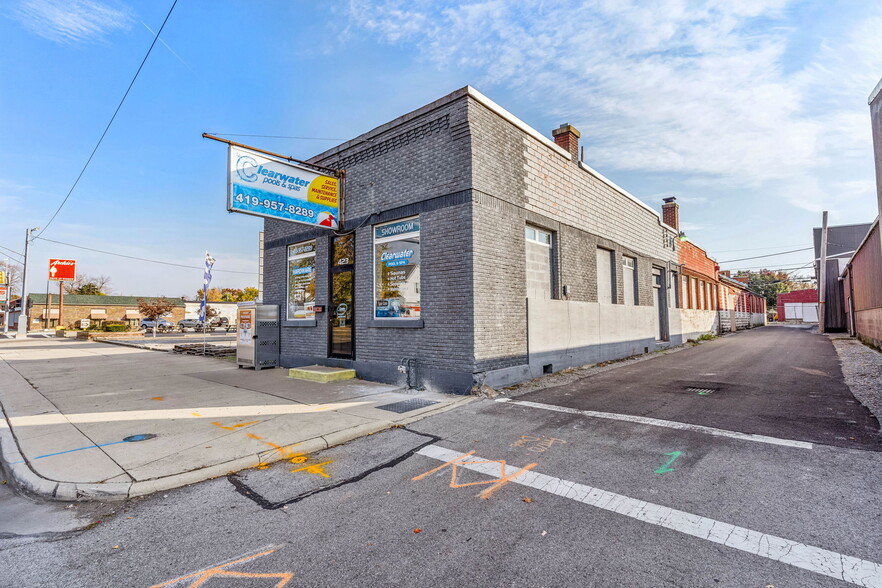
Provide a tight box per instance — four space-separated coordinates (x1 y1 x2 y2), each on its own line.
0 397 473 502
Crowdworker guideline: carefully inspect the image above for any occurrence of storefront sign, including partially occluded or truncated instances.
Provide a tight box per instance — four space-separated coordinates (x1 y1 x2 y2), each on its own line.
228 145 339 229
375 218 420 239
48 259 76 281
0 285 7 303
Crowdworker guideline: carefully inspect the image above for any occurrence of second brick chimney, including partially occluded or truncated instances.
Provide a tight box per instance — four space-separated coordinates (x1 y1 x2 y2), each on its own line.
552 123 580 162
661 196 679 230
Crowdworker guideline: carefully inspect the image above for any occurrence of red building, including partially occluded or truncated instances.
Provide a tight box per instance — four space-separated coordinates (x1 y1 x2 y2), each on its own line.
776 289 819 322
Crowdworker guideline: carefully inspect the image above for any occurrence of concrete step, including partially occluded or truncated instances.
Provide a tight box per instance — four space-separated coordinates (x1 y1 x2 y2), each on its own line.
288 365 356 383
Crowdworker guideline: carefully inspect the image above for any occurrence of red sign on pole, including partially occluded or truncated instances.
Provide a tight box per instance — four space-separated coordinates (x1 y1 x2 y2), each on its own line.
48 259 77 281
0 285 7 303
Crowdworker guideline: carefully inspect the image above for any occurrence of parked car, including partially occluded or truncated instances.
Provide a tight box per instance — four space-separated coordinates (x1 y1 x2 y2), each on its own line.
140 318 175 332
209 316 229 328
178 318 205 331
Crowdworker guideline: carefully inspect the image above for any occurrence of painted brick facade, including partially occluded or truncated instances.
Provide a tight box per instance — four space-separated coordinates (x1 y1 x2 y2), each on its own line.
262 87 685 393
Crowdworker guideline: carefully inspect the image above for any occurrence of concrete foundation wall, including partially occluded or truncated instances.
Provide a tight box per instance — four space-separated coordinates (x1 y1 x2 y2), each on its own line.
855 307 882 350
523 298 662 378
679 308 719 340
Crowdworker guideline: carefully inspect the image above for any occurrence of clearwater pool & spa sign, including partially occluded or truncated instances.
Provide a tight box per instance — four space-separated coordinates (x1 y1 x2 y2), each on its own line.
227 145 339 229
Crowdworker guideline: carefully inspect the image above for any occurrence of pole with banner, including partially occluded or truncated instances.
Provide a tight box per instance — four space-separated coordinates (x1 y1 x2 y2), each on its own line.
200 252 216 354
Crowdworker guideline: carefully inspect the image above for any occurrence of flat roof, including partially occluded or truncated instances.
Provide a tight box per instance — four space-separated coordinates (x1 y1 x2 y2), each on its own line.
309 86 677 235
870 77 882 104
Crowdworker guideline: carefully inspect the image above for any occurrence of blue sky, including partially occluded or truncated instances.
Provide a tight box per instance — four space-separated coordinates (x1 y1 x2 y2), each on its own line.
2 0 881 296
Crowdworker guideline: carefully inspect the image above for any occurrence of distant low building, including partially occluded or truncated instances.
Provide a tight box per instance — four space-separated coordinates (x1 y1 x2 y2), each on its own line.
776 289 819 323
184 300 239 323
19 294 186 330
717 273 767 331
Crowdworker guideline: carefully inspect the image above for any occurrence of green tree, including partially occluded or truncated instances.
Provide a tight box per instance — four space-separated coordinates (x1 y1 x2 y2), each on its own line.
65 274 112 295
734 270 813 309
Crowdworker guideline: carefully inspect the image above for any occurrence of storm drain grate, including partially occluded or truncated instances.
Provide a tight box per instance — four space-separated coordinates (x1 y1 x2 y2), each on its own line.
375 399 440 414
686 387 717 395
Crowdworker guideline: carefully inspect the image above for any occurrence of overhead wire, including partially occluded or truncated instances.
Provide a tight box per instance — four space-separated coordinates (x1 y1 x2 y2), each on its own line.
717 247 814 263
34 237 257 275
35 0 179 239
206 133 345 141
0 245 24 261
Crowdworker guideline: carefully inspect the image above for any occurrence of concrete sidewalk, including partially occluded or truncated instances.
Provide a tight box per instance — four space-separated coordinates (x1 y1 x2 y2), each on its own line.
0 338 471 500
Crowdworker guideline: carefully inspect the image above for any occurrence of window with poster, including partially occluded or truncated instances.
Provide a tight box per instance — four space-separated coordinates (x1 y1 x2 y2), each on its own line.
287 240 316 320
374 217 420 319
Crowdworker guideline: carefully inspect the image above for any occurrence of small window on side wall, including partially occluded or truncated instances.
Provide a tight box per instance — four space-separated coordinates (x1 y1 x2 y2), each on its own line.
622 256 637 305
525 225 555 299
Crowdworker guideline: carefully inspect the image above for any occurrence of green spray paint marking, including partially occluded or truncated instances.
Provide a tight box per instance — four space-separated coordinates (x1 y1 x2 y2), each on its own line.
698 390 712 396
654 451 682 474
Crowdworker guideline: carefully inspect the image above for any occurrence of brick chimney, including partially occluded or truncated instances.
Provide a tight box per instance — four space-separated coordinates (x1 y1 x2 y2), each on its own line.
661 196 679 230
552 123 580 162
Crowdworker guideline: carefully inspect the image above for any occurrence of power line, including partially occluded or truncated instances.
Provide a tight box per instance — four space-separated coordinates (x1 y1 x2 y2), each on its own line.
35 0 178 239
713 243 812 254
34 237 257 275
206 132 345 141
0 245 24 260
718 247 814 263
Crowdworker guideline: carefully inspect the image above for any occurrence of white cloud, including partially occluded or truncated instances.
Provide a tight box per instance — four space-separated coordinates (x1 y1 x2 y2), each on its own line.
13 0 132 44
347 1 882 220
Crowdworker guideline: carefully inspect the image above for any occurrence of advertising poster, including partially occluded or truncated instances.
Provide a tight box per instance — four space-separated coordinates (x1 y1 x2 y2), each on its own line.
228 145 339 229
238 309 253 345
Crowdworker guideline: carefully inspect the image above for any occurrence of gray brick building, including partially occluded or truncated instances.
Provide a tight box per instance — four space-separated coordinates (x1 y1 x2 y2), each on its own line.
262 87 685 393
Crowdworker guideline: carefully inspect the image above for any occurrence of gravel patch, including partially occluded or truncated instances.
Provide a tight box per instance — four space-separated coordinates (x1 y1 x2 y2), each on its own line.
499 334 732 397
829 333 882 422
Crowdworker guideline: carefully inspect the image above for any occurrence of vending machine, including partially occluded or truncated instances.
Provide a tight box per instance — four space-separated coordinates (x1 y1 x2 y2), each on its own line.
236 302 279 370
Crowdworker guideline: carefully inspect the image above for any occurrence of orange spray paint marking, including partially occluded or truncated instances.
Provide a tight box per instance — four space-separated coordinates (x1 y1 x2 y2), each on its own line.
246 433 263 440
290 461 332 478
151 396 165 401
191 412 202 417
288 454 308 464
412 450 537 500
147 548 292 588
211 421 259 431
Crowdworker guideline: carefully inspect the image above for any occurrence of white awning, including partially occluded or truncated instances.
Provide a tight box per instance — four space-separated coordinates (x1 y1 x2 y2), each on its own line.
125 309 140 319
90 309 108 319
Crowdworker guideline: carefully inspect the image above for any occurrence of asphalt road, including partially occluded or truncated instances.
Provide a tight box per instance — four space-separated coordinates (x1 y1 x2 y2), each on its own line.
1 326 880 587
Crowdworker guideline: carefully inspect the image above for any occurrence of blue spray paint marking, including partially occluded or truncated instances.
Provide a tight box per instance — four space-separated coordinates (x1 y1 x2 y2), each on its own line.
11 434 156 464
654 451 683 474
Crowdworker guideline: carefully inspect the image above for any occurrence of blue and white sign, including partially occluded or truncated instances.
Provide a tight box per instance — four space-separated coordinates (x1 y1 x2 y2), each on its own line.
228 145 339 229
374 218 420 240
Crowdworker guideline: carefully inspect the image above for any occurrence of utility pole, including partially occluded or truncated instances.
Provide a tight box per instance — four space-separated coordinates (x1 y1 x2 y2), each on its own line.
16 227 39 339
818 211 828 334
2 257 8 334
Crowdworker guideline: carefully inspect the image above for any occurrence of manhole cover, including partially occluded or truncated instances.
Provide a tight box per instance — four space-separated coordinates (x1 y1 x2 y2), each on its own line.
686 387 716 395
375 399 440 414
123 433 157 442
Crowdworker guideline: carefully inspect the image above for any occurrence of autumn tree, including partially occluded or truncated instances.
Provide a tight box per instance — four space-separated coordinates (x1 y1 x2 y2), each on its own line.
196 287 258 303
138 297 175 338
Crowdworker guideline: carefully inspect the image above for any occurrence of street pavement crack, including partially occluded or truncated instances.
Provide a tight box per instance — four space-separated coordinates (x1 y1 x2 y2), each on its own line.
227 427 442 510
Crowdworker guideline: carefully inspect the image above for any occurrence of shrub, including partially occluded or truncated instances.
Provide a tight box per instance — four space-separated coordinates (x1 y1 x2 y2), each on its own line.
103 322 129 332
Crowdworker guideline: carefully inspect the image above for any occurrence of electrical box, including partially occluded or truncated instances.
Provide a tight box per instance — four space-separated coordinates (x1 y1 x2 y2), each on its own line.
236 302 279 371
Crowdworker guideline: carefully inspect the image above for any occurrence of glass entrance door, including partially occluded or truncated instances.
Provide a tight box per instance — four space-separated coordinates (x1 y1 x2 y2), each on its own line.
329 234 355 359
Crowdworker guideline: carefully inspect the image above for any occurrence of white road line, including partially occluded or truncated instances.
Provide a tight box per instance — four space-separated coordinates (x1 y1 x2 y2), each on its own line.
416 444 881 587
496 398 813 449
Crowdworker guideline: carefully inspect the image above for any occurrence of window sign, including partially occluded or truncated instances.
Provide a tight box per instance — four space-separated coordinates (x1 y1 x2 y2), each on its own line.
374 217 420 319
287 240 316 319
